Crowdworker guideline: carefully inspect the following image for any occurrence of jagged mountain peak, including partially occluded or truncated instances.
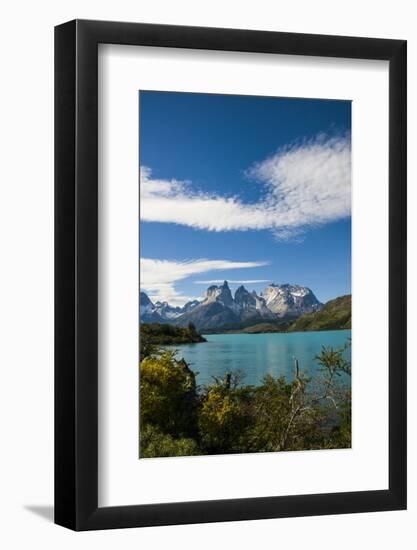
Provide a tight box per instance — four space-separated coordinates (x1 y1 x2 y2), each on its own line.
261 283 322 317
183 299 200 312
139 291 200 323
205 280 234 306
234 285 256 308
235 284 249 295
140 291 153 306
140 281 323 330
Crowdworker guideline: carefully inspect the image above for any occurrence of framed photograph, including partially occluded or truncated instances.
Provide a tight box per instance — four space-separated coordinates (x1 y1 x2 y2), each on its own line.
55 20 406 530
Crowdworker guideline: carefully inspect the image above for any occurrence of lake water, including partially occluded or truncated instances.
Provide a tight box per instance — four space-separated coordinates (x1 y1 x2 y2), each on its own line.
168 330 351 387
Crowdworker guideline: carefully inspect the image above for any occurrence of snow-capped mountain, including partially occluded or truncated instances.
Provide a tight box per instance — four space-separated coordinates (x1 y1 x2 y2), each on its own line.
153 301 184 320
205 282 234 307
177 282 239 330
139 292 199 323
233 285 276 322
140 282 322 330
182 300 200 313
139 291 163 323
152 299 201 320
261 284 322 318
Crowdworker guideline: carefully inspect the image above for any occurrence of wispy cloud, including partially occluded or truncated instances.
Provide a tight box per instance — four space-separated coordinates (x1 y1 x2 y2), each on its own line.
140 134 351 241
141 258 268 305
194 279 270 285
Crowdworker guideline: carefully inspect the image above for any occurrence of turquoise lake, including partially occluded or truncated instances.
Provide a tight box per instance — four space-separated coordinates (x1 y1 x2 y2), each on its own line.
169 330 351 386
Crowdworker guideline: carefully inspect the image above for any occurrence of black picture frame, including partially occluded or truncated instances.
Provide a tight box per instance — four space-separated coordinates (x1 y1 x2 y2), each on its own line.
55 19 407 531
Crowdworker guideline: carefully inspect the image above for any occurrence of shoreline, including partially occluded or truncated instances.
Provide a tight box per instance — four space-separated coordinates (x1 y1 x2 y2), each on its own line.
201 327 351 337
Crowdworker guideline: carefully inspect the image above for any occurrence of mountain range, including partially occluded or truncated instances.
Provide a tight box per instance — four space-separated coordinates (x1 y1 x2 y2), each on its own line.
140 281 323 330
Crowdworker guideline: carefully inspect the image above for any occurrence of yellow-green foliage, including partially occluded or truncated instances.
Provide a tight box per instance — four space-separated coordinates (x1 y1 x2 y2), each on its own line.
248 376 293 452
140 424 200 458
250 375 326 451
140 351 196 437
198 387 249 453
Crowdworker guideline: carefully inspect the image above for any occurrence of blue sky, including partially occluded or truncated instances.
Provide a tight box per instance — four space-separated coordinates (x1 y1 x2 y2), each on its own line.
139 91 351 306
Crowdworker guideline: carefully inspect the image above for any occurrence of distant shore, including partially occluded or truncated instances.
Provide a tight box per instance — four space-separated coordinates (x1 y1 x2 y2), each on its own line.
206 325 350 336
140 323 206 357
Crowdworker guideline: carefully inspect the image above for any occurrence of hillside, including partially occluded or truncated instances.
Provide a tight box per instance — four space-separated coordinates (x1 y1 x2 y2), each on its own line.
287 295 351 332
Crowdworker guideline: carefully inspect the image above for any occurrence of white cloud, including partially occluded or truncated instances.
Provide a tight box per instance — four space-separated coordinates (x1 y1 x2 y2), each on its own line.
194 279 270 285
140 134 351 240
141 258 268 305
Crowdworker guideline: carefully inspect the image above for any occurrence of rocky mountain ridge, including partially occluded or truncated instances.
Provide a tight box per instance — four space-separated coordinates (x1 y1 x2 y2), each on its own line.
140 281 322 330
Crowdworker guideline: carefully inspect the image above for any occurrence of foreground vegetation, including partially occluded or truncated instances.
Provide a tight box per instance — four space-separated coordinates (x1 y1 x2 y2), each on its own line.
139 332 351 457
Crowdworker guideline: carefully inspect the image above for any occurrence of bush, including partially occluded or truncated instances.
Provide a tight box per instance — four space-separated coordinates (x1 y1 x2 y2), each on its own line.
198 389 243 453
140 424 200 458
248 375 294 452
140 351 197 438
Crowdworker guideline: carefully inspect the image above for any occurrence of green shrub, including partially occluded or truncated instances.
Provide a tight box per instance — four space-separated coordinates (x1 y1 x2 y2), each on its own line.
140 424 200 458
140 351 197 438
